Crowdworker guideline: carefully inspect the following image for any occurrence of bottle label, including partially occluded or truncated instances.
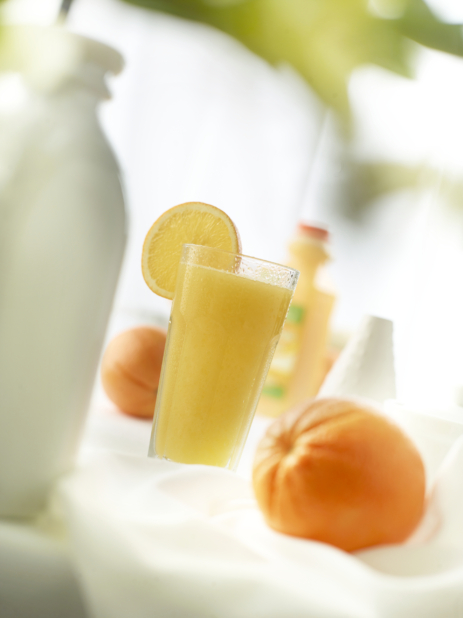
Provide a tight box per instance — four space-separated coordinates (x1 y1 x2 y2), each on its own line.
262 303 305 399
286 304 305 324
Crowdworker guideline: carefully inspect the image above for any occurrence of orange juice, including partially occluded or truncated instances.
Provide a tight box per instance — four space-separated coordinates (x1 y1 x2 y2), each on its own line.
148 245 297 469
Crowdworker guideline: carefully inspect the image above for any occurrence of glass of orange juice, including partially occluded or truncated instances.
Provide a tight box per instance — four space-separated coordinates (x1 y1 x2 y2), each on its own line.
148 244 299 470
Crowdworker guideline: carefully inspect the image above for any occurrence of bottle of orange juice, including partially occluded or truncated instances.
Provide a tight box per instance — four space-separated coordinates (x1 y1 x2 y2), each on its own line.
258 223 336 417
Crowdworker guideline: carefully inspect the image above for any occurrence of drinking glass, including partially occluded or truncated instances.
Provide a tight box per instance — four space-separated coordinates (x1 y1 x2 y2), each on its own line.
148 244 299 470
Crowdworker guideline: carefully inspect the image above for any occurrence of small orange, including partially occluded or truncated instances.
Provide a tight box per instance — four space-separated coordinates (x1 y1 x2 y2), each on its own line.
252 397 426 552
101 326 167 418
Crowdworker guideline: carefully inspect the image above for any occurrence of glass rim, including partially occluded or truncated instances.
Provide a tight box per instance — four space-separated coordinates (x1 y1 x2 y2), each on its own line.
181 243 299 275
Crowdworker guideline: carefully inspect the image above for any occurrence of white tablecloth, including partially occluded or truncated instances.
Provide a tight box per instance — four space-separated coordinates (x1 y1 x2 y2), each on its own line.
3 396 463 618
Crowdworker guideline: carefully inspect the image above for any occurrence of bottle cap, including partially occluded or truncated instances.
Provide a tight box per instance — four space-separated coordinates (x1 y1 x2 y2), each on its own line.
297 223 329 242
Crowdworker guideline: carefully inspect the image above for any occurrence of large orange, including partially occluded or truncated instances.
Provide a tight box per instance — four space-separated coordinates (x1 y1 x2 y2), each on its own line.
252 397 426 552
101 326 166 418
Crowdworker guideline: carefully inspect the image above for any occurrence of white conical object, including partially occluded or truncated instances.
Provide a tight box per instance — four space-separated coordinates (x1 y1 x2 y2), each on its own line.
318 315 396 404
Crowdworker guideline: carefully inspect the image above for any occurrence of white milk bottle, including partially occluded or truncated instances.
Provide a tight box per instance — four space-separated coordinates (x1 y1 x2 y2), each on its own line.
0 27 126 517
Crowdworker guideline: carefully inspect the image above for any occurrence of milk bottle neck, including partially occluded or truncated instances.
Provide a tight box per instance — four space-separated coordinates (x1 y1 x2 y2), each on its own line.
47 64 112 102
0 25 123 102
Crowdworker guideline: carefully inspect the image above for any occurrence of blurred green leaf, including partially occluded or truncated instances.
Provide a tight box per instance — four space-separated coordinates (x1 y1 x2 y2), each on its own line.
341 161 425 219
120 0 204 19
118 1 463 218
339 159 463 221
120 0 462 120
121 0 415 120
395 0 463 57
438 175 463 212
